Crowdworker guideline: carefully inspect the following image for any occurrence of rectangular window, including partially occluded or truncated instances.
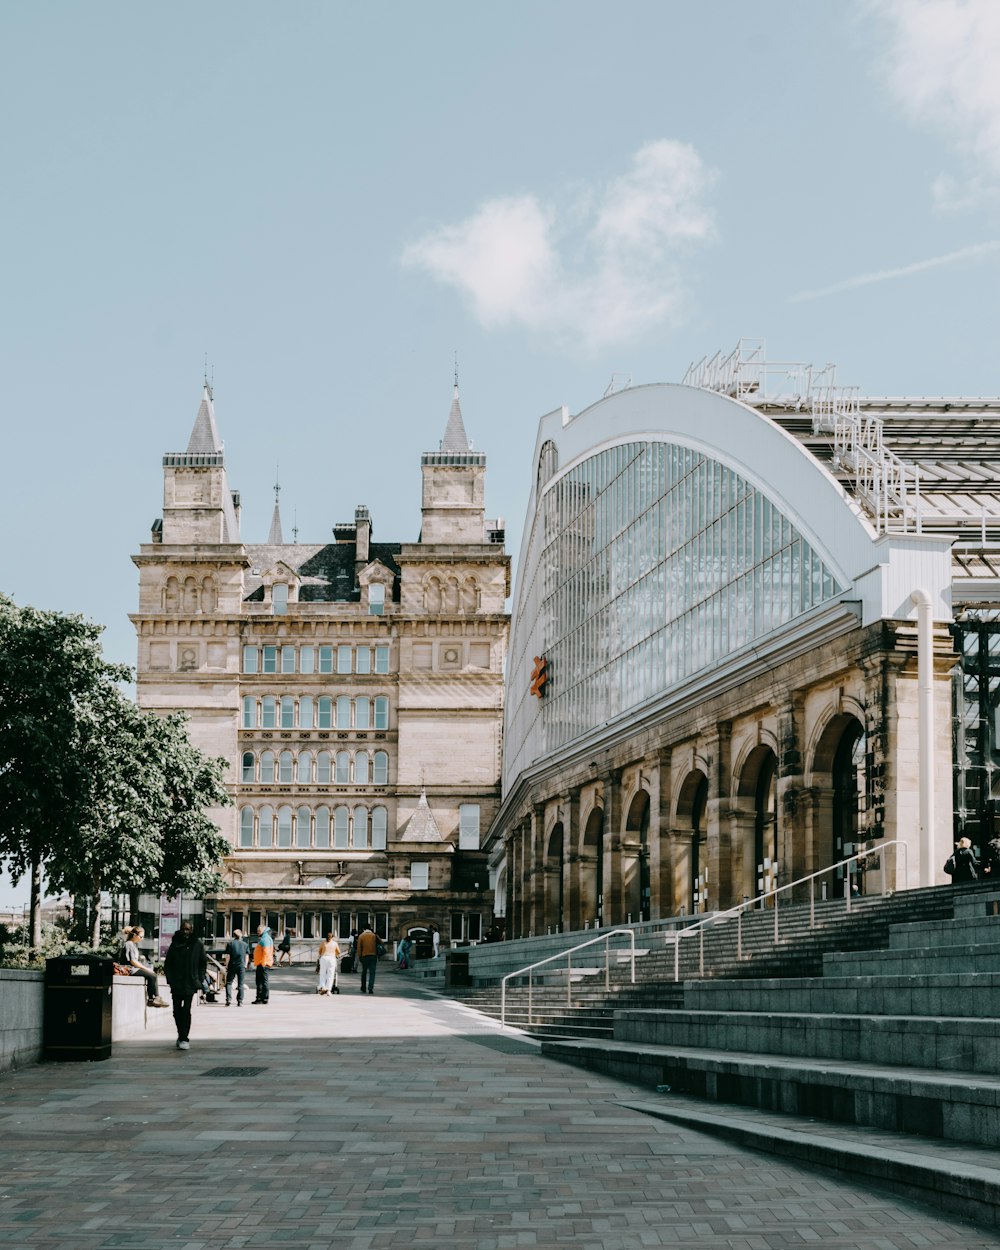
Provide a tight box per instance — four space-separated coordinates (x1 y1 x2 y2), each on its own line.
374 696 389 730
337 645 352 674
451 912 464 941
355 697 370 730
272 584 288 616
281 645 296 673
459 804 480 850
338 913 352 939
411 862 429 890
280 697 295 729
468 913 482 942
375 911 388 940
369 584 385 616
262 645 277 673
299 696 314 729
319 645 333 673
242 696 256 729
375 644 390 673
337 696 352 729
300 645 315 674
355 646 371 674
317 698 333 729
261 697 276 729
243 645 259 674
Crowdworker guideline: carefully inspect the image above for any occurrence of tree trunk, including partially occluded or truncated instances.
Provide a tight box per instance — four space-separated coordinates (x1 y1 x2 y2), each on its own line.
90 877 103 949
29 857 43 955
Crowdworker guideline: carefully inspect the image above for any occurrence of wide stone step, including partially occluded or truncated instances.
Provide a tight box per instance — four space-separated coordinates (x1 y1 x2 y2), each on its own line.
826 942 1000 976
540 1036 1000 1146
612 1007 1000 1074
887 914 1000 949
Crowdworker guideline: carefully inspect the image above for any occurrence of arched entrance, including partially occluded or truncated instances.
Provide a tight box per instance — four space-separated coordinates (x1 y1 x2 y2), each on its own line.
623 790 650 922
813 714 867 897
736 746 778 904
580 807 603 927
676 770 708 914
544 821 564 932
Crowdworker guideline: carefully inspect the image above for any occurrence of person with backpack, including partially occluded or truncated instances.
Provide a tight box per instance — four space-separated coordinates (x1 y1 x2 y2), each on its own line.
163 921 207 1051
223 928 249 1006
944 836 980 883
252 923 274 1003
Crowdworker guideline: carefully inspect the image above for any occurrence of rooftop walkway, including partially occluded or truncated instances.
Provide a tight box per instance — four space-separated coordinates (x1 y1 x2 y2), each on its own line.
2 964 999 1250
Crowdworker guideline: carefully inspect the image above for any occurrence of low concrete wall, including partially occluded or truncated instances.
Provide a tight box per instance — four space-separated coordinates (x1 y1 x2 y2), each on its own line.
0 968 166 1074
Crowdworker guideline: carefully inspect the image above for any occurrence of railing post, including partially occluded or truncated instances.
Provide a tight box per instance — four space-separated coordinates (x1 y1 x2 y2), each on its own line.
673 932 680 982
567 949 572 1006
809 876 815 929
605 938 610 991
774 887 779 944
501 978 506 1029
738 910 743 960
699 924 704 976
528 969 533 1025
629 931 635 983
846 860 852 915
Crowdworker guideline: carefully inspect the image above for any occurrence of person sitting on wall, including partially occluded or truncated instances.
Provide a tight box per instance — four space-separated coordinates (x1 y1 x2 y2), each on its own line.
120 926 168 1007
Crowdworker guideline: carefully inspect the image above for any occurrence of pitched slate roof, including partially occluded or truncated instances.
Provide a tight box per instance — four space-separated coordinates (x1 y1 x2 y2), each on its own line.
186 384 223 454
441 385 470 452
399 790 445 842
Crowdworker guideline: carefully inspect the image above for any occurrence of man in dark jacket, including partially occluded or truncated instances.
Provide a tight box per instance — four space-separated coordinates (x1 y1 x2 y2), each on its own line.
164 921 208 1051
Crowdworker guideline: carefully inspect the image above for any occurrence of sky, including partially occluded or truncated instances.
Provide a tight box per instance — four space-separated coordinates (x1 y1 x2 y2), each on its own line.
2 0 1000 903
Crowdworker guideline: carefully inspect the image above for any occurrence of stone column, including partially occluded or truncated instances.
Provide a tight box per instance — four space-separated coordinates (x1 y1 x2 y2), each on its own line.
706 724 733 909
601 770 623 924
777 694 808 894
646 753 665 920
528 803 546 936
561 790 580 933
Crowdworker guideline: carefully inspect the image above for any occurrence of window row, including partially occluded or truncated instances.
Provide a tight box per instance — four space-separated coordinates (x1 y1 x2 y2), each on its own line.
241 694 390 730
241 749 389 786
243 643 390 675
239 804 389 849
213 908 390 941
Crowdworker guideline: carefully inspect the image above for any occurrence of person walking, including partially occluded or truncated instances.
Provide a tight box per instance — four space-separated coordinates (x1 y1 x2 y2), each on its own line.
345 928 359 974
356 924 382 995
252 923 274 1003
430 924 441 960
317 932 341 995
984 834 1000 878
945 836 980 883
163 921 207 1052
397 935 412 970
224 928 249 1006
276 928 293 967
120 926 168 1008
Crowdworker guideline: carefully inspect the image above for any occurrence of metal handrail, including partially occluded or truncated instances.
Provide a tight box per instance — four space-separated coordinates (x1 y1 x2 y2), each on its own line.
500 928 636 1028
667 838 909 981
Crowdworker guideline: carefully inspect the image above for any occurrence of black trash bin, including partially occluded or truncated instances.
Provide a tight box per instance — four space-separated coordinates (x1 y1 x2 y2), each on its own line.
43 955 113 1062
444 950 470 988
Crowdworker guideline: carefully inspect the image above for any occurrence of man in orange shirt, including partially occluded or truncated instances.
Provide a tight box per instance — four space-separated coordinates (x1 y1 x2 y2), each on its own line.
252 923 274 1004
356 924 381 995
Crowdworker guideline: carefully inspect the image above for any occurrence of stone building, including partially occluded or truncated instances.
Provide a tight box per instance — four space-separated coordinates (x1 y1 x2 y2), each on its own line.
132 383 509 950
488 342 1000 938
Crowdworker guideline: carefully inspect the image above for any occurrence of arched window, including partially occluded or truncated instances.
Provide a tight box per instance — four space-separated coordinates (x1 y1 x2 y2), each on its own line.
355 696 370 730
296 805 311 848
354 751 370 785
240 806 255 847
315 806 330 848
278 750 294 783
260 751 275 784
241 752 255 783
336 696 351 729
164 576 180 612
258 805 274 848
373 751 388 785
374 696 389 730
371 805 387 850
277 805 293 847
280 696 295 729
316 751 332 784
183 576 199 612
317 697 333 729
242 696 256 729
202 576 218 612
335 751 351 784
333 805 350 850
352 806 368 849
297 751 313 784
299 695 314 729
262 696 277 729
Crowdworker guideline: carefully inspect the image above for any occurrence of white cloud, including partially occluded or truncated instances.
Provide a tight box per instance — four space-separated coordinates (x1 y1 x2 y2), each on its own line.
869 0 1000 207
789 238 1000 301
401 141 716 352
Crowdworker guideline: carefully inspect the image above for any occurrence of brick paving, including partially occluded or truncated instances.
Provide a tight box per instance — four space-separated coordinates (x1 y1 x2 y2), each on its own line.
1 965 998 1249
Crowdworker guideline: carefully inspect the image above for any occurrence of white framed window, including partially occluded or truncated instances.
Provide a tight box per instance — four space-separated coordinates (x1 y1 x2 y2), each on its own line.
272 584 288 616
280 696 295 729
315 806 330 848
459 803 481 850
369 583 385 616
411 862 429 890
356 646 371 674
355 751 370 785
371 805 387 850
242 645 259 674
262 645 277 673
374 696 389 729
259 805 274 848
299 695 314 729
300 645 315 674
335 751 351 784
296 806 311 849
240 807 255 847
316 751 332 784
260 751 275 784
281 645 296 673
277 805 293 846
242 696 256 728
337 644 352 674
372 751 388 785
355 696 370 730
352 805 368 848
318 697 333 729
241 752 255 783
297 751 313 784
336 696 351 729
279 750 294 783
333 805 349 849
262 696 276 729
375 644 390 673
319 645 333 673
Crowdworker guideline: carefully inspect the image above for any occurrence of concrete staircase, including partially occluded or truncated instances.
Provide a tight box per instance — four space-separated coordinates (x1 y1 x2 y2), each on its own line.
534 884 1000 1227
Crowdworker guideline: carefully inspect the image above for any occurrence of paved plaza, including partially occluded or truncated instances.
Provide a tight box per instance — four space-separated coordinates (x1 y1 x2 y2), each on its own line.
1 966 998 1250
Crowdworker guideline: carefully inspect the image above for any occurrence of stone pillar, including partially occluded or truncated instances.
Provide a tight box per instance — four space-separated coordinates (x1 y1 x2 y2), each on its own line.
561 790 580 933
601 770 623 924
528 803 546 936
777 694 808 894
706 725 733 909
646 754 666 920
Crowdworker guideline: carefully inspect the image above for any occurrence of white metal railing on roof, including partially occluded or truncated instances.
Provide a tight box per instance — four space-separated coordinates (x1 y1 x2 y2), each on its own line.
666 839 909 981
684 339 921 535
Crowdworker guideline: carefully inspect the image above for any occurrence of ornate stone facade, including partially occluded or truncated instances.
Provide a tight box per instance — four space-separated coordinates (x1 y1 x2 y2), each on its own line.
132 385 509 949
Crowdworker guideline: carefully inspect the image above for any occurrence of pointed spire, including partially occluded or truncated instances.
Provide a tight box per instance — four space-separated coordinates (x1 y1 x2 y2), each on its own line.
441 378 471 453
400 788 444 842
186 382 223 454
268 470 283 544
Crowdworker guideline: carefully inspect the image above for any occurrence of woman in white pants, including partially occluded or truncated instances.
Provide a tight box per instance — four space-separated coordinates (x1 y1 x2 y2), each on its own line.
317 933 341 995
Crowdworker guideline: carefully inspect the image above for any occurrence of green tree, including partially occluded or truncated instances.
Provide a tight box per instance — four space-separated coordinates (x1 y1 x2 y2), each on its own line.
46 685 231 946
0 595 129 949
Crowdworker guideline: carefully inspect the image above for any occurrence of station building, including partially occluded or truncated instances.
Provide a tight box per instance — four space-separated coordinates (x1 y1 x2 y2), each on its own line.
131 383 509 949
487 342 1000 938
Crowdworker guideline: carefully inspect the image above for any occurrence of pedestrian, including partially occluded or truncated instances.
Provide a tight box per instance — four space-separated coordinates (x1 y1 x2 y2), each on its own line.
945 836 980 883
984 834 1000 878
163 920 207 1052
430 923 440 960
398 935 412 970
119 925 168 1008
252 923 274 1003
346 928 359 974
224 928 249 1006
317 932 341 995
356 924 383 995
276 928 293 967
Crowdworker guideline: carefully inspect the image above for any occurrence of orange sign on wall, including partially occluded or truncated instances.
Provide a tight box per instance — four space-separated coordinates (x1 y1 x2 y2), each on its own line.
530 655 548 698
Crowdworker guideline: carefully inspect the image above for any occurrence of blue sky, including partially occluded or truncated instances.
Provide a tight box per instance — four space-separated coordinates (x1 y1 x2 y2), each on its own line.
2 1 999 903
